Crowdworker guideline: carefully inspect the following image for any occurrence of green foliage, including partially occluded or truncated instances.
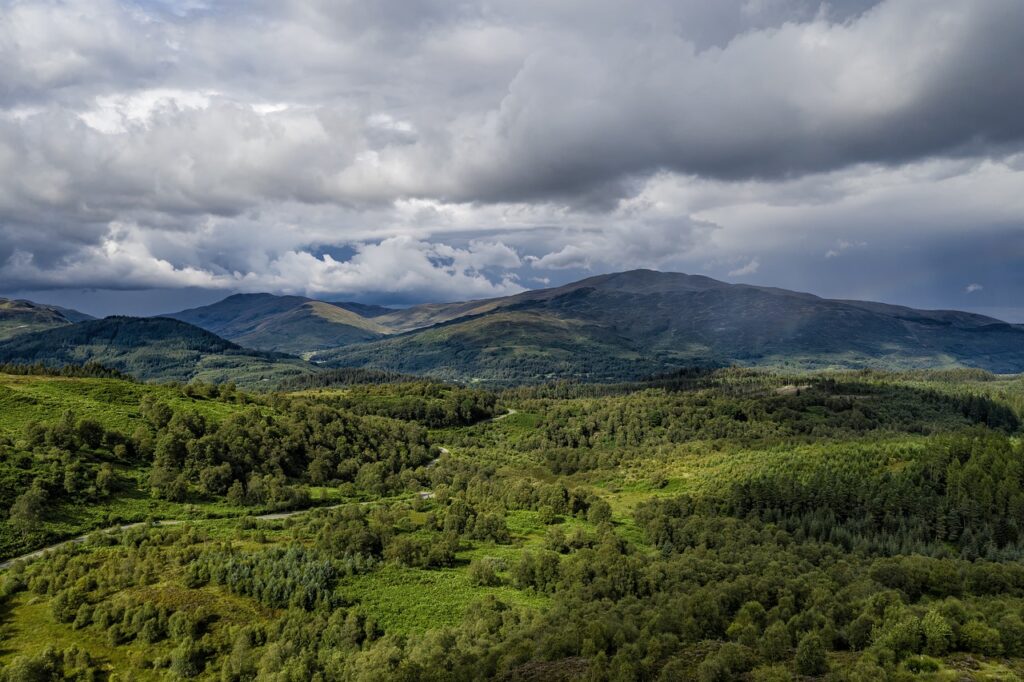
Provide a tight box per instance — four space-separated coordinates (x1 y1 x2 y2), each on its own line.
795 632 828 675
2 368 1024 679
296 381 499 427
921 609 954 655
960 619 1003 655
467 557 503 587
0 317 315 387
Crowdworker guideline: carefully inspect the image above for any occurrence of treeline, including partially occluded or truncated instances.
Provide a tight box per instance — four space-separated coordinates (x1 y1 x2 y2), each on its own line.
530 380 1017 453
0 361 133 380
277 367 420 390
315 335 669 386
716 431 1024 559
141 394 435 503
299 382 499 428
501 366 727 400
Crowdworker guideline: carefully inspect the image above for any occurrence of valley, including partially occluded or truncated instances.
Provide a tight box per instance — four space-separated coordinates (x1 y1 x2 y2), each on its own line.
2 367 1024 679
5 0 1020 678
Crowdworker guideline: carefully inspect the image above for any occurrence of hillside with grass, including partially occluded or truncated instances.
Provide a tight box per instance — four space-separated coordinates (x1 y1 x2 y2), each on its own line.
142 270 1024 385
311 270 1024 383
0 317 316 387
0 298 94 341
3 367 1024 679
166 294 387 354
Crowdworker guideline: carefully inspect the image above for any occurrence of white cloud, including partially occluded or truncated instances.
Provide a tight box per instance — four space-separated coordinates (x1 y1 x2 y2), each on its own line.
728 258 760 277
966 283 984 293
0 222 526 301
824 239 867 258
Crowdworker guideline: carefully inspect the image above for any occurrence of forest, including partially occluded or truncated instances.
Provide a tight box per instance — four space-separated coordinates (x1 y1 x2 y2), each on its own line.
1 367 1024 680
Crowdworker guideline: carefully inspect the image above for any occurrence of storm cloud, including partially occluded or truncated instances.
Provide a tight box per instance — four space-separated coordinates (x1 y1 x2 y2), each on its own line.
1 0 1022 318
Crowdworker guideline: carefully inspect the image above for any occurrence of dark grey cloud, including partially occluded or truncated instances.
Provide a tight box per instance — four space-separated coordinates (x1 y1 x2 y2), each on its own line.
447 0 1024 204
0 0 1021 314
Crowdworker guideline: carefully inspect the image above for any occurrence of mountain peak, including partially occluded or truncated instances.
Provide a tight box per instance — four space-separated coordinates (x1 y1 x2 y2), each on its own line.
0 297 95 341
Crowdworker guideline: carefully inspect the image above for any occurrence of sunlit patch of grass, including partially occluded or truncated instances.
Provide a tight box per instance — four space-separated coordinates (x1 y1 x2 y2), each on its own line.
0 374 248 436
0 593 165 678
337 564 548 635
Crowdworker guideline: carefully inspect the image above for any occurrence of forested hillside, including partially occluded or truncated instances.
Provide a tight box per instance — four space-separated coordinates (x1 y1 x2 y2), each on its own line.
0 317 315 387
3 367 1024 679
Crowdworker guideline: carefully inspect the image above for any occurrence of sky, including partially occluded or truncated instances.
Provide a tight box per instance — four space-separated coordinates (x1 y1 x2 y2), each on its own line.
1 0 1023 319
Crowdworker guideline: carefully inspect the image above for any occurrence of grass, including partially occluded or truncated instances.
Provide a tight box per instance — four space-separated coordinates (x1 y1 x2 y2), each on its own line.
337 563 547 635
0 579 269 676
0 374 248 436
0 593 164 678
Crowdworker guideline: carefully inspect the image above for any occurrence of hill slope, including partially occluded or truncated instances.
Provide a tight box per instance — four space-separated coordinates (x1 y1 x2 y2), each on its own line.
0 298 95 341
0 316 314 386
166 294 387 353
312 270 1024 383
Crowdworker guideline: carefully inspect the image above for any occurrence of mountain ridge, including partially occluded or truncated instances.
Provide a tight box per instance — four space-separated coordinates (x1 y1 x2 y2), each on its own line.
165 294 388 354
0 298 95 341
307 269 1024 382
0 316 313 386
6 270 1023 386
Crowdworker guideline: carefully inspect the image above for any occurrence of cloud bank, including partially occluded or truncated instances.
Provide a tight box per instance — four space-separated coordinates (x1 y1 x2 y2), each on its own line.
0 0 1022 317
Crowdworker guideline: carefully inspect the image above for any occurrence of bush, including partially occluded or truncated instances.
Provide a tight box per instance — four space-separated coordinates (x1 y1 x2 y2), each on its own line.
468 557 503 587
921 609 953 656
587 499 613 525
760 621 791 662
697 643 754 682
960 620 1003 656
795 633 828 676
9 483 47 529
170 640 205 678
750 664 793 682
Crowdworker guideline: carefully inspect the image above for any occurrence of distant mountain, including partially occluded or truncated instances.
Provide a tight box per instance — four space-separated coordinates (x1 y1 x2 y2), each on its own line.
0 298 95 341
165 294 387 354
21 271 1020 386
0 316 314 386
329 301 396 318
310 270 1024 383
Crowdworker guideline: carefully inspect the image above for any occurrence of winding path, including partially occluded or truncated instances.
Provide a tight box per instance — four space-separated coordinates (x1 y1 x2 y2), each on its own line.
0 504 347 570
0 408 520 570
492 408 518 422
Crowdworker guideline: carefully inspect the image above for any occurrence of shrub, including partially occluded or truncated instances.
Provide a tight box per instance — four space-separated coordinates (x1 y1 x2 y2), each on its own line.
903 655 940 674
921 609 953 656
795 633 828 676
468 557 503 587
760 621 791 662
697 643 754 682
960 620 1003 656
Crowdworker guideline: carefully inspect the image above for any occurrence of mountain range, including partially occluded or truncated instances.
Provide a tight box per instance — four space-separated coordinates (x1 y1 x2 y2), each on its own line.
2 269 1022 384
